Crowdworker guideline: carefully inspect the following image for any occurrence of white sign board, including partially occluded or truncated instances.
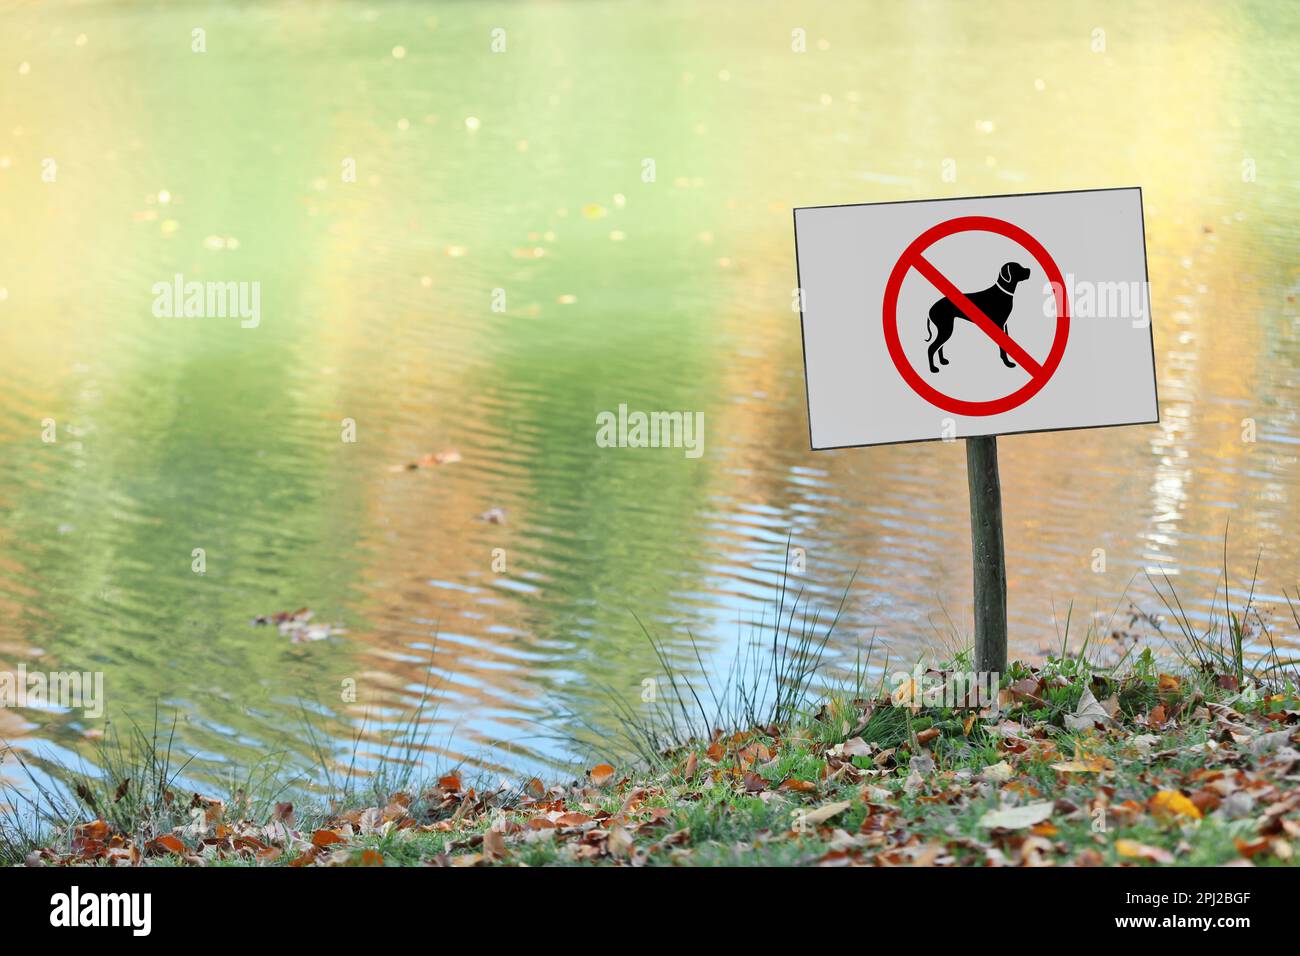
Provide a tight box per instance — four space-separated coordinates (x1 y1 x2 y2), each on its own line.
794 188 1158 449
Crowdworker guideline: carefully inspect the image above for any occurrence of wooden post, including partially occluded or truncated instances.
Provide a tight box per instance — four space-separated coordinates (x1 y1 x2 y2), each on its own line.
965 435 1007 676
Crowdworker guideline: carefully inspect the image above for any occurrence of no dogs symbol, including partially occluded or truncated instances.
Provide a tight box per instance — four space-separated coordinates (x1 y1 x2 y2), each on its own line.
882 216 1070 417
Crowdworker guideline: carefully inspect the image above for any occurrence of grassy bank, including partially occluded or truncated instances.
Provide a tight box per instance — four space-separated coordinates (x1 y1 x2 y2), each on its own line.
5 646 1299 867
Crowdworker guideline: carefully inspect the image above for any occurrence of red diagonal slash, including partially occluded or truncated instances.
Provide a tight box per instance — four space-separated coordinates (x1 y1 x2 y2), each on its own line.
908 253 1043 377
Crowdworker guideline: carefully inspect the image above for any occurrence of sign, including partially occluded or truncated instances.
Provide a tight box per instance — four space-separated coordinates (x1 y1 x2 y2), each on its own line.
794 188 1158 449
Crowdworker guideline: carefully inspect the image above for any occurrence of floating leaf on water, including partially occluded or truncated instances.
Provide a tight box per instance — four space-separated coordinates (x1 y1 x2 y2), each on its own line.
390 448 461 472
251 608 346 643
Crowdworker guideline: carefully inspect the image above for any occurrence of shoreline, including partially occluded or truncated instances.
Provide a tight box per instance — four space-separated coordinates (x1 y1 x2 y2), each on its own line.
7 652 1298 867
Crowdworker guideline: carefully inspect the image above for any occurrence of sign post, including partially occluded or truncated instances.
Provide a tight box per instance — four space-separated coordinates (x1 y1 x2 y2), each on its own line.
793 188 1158 674
965 435 1007 674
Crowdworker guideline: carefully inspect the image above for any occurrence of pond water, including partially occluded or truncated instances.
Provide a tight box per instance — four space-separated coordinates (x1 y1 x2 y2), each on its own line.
1 0 1298 786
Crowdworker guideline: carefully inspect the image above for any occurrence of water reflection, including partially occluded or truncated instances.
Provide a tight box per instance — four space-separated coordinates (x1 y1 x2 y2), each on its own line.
0 0 1297 787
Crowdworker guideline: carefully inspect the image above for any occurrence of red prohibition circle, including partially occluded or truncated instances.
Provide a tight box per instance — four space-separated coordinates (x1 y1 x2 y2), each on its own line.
882 215 1069 417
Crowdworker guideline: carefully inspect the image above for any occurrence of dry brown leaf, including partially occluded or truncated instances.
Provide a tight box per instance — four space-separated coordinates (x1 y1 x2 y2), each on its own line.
311 829 346 848
979 801 1054 829
146 835 186 855
1064 687 1114 731
1233 836 1270 860
482 828 507 862
607 825 634 859
682 751 699 781
798 800 852 827
840 737 873 757
1050 759 1110 773
915 727 941 747
1115 839 1174 863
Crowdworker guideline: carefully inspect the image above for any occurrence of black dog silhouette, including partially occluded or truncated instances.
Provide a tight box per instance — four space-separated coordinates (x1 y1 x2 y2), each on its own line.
925 262 1032 373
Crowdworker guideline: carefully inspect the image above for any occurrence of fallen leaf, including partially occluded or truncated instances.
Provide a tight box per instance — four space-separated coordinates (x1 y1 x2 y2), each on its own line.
1009 677 1044 704
251 607 345 643
1064 687 1114 731
1050 759 1109 773
978 801 1054 830
798 800 852 827
1131 734 1161 754
1233 836 1270 860
891 677 919 709
390 448 462 472
482 829 507 862
312 829 346 848
981 760 1014 783
146 835 186 855
607 825 634 859
1115 839 1174 863
903 768 925 796
1148 790 1203 821
1250 730 1292 755
910 751 936 776
682 751 698 781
